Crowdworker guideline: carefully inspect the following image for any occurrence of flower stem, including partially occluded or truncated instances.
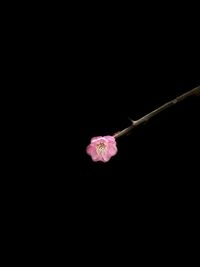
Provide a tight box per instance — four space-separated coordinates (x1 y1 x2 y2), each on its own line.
113 85 200 139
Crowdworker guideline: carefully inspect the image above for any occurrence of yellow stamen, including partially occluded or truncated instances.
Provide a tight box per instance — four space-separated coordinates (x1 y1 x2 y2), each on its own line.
96 142 106 155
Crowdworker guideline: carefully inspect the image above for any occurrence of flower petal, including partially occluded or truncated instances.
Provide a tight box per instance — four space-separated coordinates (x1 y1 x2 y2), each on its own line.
101 153 111 162
104 136 116 143
86 136 117 162
91 153 101 161
91 150 100 161
91 136 102 143
108 143 118 156
86 144 94 155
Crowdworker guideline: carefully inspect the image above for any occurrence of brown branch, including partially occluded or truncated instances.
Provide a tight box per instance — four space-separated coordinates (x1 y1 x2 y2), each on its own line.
113 85 200 139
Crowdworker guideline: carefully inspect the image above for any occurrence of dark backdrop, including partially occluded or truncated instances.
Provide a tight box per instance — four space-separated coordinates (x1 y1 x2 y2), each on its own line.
35 21 200 236
60 58 199 253
11 9 200 257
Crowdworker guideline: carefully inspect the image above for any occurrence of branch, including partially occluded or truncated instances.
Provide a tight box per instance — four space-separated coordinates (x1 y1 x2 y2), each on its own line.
113 85 200 139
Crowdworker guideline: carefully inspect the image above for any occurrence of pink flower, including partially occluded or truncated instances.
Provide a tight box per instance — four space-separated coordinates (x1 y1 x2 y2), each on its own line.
86 136 118 162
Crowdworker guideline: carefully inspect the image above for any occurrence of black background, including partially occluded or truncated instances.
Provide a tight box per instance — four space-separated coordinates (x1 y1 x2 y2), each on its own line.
48 32 199 241
7 6 200 258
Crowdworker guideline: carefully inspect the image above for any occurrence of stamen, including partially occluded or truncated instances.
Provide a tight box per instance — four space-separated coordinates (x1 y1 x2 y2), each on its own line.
96 142 106 155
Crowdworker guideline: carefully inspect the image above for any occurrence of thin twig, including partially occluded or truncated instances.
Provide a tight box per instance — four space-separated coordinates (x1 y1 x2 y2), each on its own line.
113 85 200 139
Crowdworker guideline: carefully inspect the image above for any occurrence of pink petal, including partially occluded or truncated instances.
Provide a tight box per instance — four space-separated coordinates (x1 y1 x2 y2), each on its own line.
86 144 94 155
104 136 116 143
91 154 101 161
108 144 118 156
86 135 117 162
91 136 103 143
102 153 111 162
86 144 101 161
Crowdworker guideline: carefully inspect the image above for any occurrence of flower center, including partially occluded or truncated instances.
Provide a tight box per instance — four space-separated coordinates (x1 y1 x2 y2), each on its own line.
96 142 107 155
